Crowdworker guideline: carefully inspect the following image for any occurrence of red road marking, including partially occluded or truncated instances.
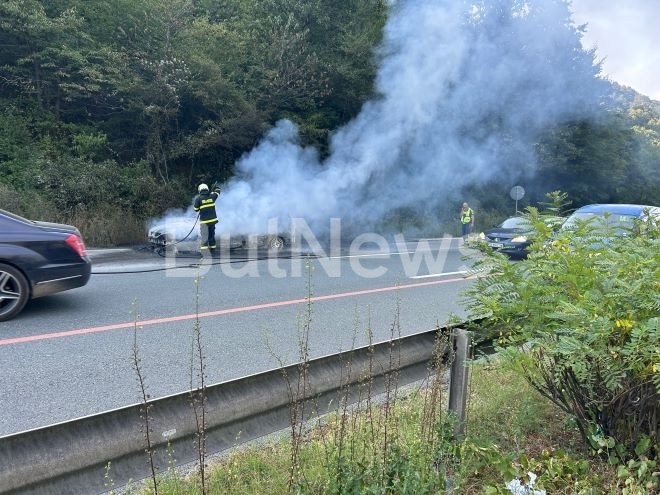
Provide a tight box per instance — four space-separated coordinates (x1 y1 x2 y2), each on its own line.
0 277 467 347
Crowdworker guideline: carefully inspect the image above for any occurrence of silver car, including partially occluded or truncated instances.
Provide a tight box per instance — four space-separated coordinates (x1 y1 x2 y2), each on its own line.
147 216 288 255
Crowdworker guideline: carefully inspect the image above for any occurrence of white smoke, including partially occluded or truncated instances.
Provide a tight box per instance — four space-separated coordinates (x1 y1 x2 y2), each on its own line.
213 0 604 236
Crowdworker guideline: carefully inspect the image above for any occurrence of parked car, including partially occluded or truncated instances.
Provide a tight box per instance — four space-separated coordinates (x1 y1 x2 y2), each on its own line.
147 215 289 255
479 216 536 258
552 203 660 248
560 203 660 234
0 209 92 321
480 215 564 258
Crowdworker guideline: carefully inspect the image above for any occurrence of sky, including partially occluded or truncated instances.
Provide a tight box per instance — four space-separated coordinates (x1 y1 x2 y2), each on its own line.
570 0 660 100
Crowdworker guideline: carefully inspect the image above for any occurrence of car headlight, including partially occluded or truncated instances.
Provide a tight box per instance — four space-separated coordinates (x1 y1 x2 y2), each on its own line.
511 236 527 243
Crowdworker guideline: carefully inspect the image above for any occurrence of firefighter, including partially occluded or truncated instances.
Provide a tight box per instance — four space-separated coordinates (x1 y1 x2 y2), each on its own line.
193 183 220 250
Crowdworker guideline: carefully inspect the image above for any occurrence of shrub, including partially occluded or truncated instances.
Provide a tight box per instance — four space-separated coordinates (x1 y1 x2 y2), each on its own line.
463 210 660 464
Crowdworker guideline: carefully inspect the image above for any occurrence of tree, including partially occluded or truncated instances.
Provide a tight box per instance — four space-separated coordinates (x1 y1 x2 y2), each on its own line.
534 118 635 204
0 1 127 122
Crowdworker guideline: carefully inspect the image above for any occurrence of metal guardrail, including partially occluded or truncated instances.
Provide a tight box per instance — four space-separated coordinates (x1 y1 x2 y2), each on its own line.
0 328 447 495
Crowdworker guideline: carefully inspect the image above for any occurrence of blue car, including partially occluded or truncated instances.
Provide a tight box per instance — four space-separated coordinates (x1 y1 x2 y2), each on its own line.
561 203 660 236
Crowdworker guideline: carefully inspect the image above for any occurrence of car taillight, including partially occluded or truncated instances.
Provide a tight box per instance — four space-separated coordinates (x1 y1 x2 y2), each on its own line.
65 233 87 257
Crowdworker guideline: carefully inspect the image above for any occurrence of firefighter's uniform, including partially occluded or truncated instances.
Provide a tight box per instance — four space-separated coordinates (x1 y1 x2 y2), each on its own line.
193 184 219 249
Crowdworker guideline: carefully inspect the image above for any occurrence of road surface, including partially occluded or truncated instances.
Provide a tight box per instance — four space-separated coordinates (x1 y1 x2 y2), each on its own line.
0 237 478 436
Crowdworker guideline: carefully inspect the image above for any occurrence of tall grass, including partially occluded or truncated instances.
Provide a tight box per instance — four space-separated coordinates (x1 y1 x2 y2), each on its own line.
0 184 149 247
188 273 209 495
69 207 149 247
122 351 627 494
131 305 159 495
119 265 626 495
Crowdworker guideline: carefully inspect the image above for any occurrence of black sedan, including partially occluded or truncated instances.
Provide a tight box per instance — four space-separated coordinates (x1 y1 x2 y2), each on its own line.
480 216 535 258
0 209 92 321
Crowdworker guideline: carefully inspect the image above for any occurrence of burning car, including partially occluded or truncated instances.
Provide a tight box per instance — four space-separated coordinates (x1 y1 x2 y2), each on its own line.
147 215 288 255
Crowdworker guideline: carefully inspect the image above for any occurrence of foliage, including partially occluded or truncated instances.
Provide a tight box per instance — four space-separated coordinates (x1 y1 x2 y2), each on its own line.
0 0 389 243
122 360 630 494
0 0 387 185
533 115 659 206
463 204 660 463
616 449 659 494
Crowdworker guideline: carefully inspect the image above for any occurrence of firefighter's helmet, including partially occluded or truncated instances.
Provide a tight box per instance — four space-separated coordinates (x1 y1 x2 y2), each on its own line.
198 183 209 193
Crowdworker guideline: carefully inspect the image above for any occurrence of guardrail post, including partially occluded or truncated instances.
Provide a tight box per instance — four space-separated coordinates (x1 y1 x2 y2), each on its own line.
448 328 472 437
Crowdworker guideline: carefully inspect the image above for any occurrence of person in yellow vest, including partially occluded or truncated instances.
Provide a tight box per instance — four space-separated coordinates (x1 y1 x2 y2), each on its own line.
193 183 220 250
460 202 474 244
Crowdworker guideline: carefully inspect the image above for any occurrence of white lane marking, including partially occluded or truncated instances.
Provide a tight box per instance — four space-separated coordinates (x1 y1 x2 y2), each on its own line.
327 250 416 259
410 270 470 279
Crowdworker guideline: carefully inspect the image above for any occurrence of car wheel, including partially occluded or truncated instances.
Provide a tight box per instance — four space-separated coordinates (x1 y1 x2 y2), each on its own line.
267 236 285 250
0 263 30 322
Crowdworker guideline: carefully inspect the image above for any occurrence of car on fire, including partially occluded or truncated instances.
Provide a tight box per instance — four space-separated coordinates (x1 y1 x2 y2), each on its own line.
147 215 289 255
0 209 92 321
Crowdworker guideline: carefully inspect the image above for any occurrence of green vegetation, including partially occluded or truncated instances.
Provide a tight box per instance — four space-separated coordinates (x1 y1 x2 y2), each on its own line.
112 358 641 494
463 202 659 491
0 0 388 244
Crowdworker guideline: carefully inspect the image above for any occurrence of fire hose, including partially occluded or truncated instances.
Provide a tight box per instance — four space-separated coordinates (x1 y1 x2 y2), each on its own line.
171 212 200 244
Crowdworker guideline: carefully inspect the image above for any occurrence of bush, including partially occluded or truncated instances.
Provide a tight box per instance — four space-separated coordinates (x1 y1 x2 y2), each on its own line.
463 210 660 465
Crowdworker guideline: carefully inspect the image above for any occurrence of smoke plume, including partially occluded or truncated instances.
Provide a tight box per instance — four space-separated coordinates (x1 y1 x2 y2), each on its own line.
209 0 604 236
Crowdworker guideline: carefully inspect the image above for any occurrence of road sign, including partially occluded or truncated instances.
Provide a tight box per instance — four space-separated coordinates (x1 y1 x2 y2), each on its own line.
510 186 525 214
510 185 525 201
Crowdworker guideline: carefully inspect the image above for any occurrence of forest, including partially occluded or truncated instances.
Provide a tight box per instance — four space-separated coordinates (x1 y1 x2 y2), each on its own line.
1 0 659 246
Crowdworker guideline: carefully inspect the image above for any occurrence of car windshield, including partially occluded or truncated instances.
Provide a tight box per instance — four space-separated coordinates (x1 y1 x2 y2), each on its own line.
563 212 638 231
499 217 529 229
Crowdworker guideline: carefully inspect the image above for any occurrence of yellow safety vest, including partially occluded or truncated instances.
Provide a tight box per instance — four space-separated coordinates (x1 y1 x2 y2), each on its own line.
461 208 473 224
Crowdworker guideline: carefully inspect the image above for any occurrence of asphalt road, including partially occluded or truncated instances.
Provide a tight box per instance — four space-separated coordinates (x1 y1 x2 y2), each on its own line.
0 238 478 436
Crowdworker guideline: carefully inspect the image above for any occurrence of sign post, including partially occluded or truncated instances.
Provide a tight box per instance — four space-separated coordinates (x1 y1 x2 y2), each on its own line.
510 185 525 214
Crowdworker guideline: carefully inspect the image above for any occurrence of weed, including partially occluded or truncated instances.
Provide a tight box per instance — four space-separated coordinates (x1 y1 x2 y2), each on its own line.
123 248 631 494
189 272 208 494
104 461 116 494
131 301 159 494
